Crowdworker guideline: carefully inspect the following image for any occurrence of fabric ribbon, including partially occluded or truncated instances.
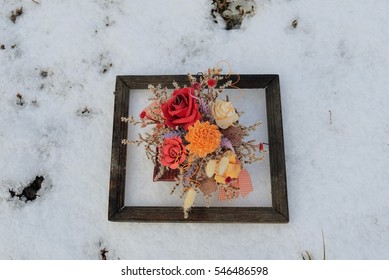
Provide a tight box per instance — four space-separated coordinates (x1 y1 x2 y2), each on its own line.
218 169 253 200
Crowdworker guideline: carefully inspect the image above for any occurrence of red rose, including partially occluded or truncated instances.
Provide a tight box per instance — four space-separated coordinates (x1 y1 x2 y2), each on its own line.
161 87 202 130
160 136 186 169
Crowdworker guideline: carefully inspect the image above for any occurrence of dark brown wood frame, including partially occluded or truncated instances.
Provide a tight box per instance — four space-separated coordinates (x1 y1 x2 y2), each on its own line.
109 75 288 223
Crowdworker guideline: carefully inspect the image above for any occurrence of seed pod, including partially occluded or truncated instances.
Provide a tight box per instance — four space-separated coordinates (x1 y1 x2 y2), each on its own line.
183 188 196 219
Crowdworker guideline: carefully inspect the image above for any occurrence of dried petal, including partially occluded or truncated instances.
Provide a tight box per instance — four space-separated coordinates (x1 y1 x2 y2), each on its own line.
183 188 196 219
217 157 229 175
206 160 217 178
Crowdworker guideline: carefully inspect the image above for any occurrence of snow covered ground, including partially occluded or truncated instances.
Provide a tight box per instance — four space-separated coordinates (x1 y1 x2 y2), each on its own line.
1 0 389 259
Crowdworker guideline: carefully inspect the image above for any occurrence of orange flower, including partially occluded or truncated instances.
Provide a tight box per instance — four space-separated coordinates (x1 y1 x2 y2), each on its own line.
185 121 221 158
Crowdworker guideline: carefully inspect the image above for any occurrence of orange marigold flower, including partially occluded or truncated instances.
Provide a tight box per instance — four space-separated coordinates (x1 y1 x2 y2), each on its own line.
185 121 221 158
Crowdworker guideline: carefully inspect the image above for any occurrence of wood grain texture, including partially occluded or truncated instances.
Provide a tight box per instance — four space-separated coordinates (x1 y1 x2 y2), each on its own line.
118 75 276 89
109 206 287 223
265 76 289 221
108 77 129 219
108 74 288 223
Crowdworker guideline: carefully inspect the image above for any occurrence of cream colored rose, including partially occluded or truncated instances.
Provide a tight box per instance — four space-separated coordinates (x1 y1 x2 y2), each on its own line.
212 99 239 129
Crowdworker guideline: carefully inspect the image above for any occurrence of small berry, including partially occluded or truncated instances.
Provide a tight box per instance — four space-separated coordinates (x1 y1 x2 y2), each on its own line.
193 82 201 90
207 78 217 88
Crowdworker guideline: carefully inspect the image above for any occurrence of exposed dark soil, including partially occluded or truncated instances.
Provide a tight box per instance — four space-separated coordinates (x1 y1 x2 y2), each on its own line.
10 7 23 23
292 19 298 29
9 176 45 202
100 248 108 260
40 71 48 78
16 93 25 106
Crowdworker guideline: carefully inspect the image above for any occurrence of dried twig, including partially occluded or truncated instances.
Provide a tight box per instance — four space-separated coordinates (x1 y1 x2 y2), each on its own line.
329 110 332 125
301 230 326 260
301 251 312 260
322 230 326 260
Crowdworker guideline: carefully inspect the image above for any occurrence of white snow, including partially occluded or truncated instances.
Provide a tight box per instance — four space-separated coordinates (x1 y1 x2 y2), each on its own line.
1 0 389 259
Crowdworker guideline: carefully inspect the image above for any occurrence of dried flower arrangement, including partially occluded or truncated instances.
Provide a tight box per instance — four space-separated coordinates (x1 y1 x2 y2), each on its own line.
121 67 266 218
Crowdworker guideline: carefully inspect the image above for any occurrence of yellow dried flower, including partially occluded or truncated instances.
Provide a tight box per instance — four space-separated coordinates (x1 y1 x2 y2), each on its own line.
185 121 221 158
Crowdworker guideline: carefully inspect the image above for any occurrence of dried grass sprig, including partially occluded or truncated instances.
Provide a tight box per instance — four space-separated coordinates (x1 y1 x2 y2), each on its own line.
246 121 262 132
121 116 156 127
122 132 160 161
236 140 265 165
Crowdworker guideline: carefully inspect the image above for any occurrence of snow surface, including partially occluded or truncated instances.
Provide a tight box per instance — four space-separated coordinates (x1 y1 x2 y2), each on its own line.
1 0 389 259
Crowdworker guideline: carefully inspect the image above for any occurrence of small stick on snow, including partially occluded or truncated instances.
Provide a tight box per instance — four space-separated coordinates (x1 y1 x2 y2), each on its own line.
329 110 332 125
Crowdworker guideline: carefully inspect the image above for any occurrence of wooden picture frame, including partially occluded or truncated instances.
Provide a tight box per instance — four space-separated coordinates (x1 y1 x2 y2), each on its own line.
109 75 288 223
